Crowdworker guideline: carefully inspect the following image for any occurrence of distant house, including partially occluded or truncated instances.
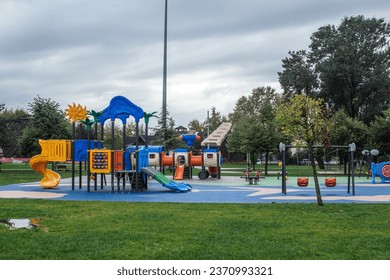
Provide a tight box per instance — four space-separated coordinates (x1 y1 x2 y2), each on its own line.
175 126 188 134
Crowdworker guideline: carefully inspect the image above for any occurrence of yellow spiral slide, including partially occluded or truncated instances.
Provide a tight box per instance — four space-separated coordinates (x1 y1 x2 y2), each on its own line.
30 139 71 189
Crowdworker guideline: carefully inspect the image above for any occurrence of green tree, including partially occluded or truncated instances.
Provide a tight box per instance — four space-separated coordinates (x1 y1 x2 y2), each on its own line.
278 50 318 98
207 107 223 133
329 110 368 148
164 117 182 149
328 110 369 173
309 16 390 124
18 96 71 157
276 95 329 206
188 119 204 132
228 86 278 122
152 110 181 149
102 122 124 150
101 121 146 149
369 108 390 157
227 87 281 174
0 106 30 157
153 109 170 145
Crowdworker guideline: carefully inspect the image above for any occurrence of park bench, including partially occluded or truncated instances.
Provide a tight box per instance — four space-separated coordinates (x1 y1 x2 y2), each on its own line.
56 164 69 173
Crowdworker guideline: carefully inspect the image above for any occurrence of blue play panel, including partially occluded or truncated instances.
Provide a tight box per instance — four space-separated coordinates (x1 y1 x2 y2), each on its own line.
0 176 389 204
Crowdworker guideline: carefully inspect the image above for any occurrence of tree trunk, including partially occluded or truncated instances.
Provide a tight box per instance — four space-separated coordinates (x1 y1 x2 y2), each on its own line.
251 153 255 171
315 151 325 169
264 151 269 175
309 146 324 206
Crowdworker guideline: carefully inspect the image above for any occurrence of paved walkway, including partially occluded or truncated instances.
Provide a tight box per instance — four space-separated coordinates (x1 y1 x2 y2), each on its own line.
0 175 389 203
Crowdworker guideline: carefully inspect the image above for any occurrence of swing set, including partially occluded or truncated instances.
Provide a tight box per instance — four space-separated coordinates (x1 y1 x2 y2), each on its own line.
279 143 356 195
295 148 337 187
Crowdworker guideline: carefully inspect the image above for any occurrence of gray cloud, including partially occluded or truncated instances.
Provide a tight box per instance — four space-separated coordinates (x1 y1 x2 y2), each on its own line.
1 0 389 128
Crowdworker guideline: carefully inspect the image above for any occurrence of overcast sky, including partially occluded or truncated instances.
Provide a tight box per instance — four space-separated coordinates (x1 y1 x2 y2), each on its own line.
1 0 389 128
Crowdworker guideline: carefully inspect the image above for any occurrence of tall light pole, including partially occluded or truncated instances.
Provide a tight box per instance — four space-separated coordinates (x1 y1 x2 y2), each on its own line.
162 0 168 139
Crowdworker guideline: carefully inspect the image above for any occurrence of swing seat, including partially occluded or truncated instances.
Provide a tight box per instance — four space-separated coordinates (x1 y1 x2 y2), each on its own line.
297 177 309 187
325 177 337 187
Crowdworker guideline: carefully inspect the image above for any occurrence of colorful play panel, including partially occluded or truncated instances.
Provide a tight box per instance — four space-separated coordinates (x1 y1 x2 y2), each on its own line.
371 161 390 183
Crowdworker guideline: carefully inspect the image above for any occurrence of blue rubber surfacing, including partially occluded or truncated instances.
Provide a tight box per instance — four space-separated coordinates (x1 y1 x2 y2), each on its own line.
0 176 389 204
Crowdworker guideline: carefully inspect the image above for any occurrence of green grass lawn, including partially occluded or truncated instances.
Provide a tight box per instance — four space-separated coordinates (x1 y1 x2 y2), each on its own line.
1 162 386 260
0 169 43 185
0 162 86 186
0 199 389 260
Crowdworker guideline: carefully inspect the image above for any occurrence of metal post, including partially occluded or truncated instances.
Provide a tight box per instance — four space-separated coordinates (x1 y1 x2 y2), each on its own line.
348 143 356 195
94 122 97 191
162 0 168 138
279 143 286 194
71 122 75 191
122 123 126 188
207 110 210 149
347 149 351 194
135 121 140 190
145 121 149 149
218 151 221 179
100 123 104 189
350 143 356 195
78 123 82 189
87 129 91 192
79 161 82 189
352 152 355 195
111 120 115 191
282 150 286 194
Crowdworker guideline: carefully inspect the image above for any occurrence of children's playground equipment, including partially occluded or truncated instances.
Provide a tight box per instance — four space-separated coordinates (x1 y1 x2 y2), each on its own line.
30 96 232 193
371 161 390 183
295 152 310 187
30 96 192 192
199 122 232 179
279 142 357 195
359 148 380 179
324 177 337 187
132 122 231 181
297 177 309 187
293 148 337 188
139 122 231 181
30 139 101 189
30 140 71 189
141 167 191 192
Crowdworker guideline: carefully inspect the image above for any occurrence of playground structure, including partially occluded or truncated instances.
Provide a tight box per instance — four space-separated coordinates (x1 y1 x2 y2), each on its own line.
30 140 71 189
143 122 232 181
30 96 232 193
371 161 390 183
30 139 102 189
120 122 231 185
278 142 357 195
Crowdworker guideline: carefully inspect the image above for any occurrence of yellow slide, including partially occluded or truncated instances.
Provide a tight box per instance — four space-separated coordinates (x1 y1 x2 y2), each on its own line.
30 155 60 189
30 139 70 189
